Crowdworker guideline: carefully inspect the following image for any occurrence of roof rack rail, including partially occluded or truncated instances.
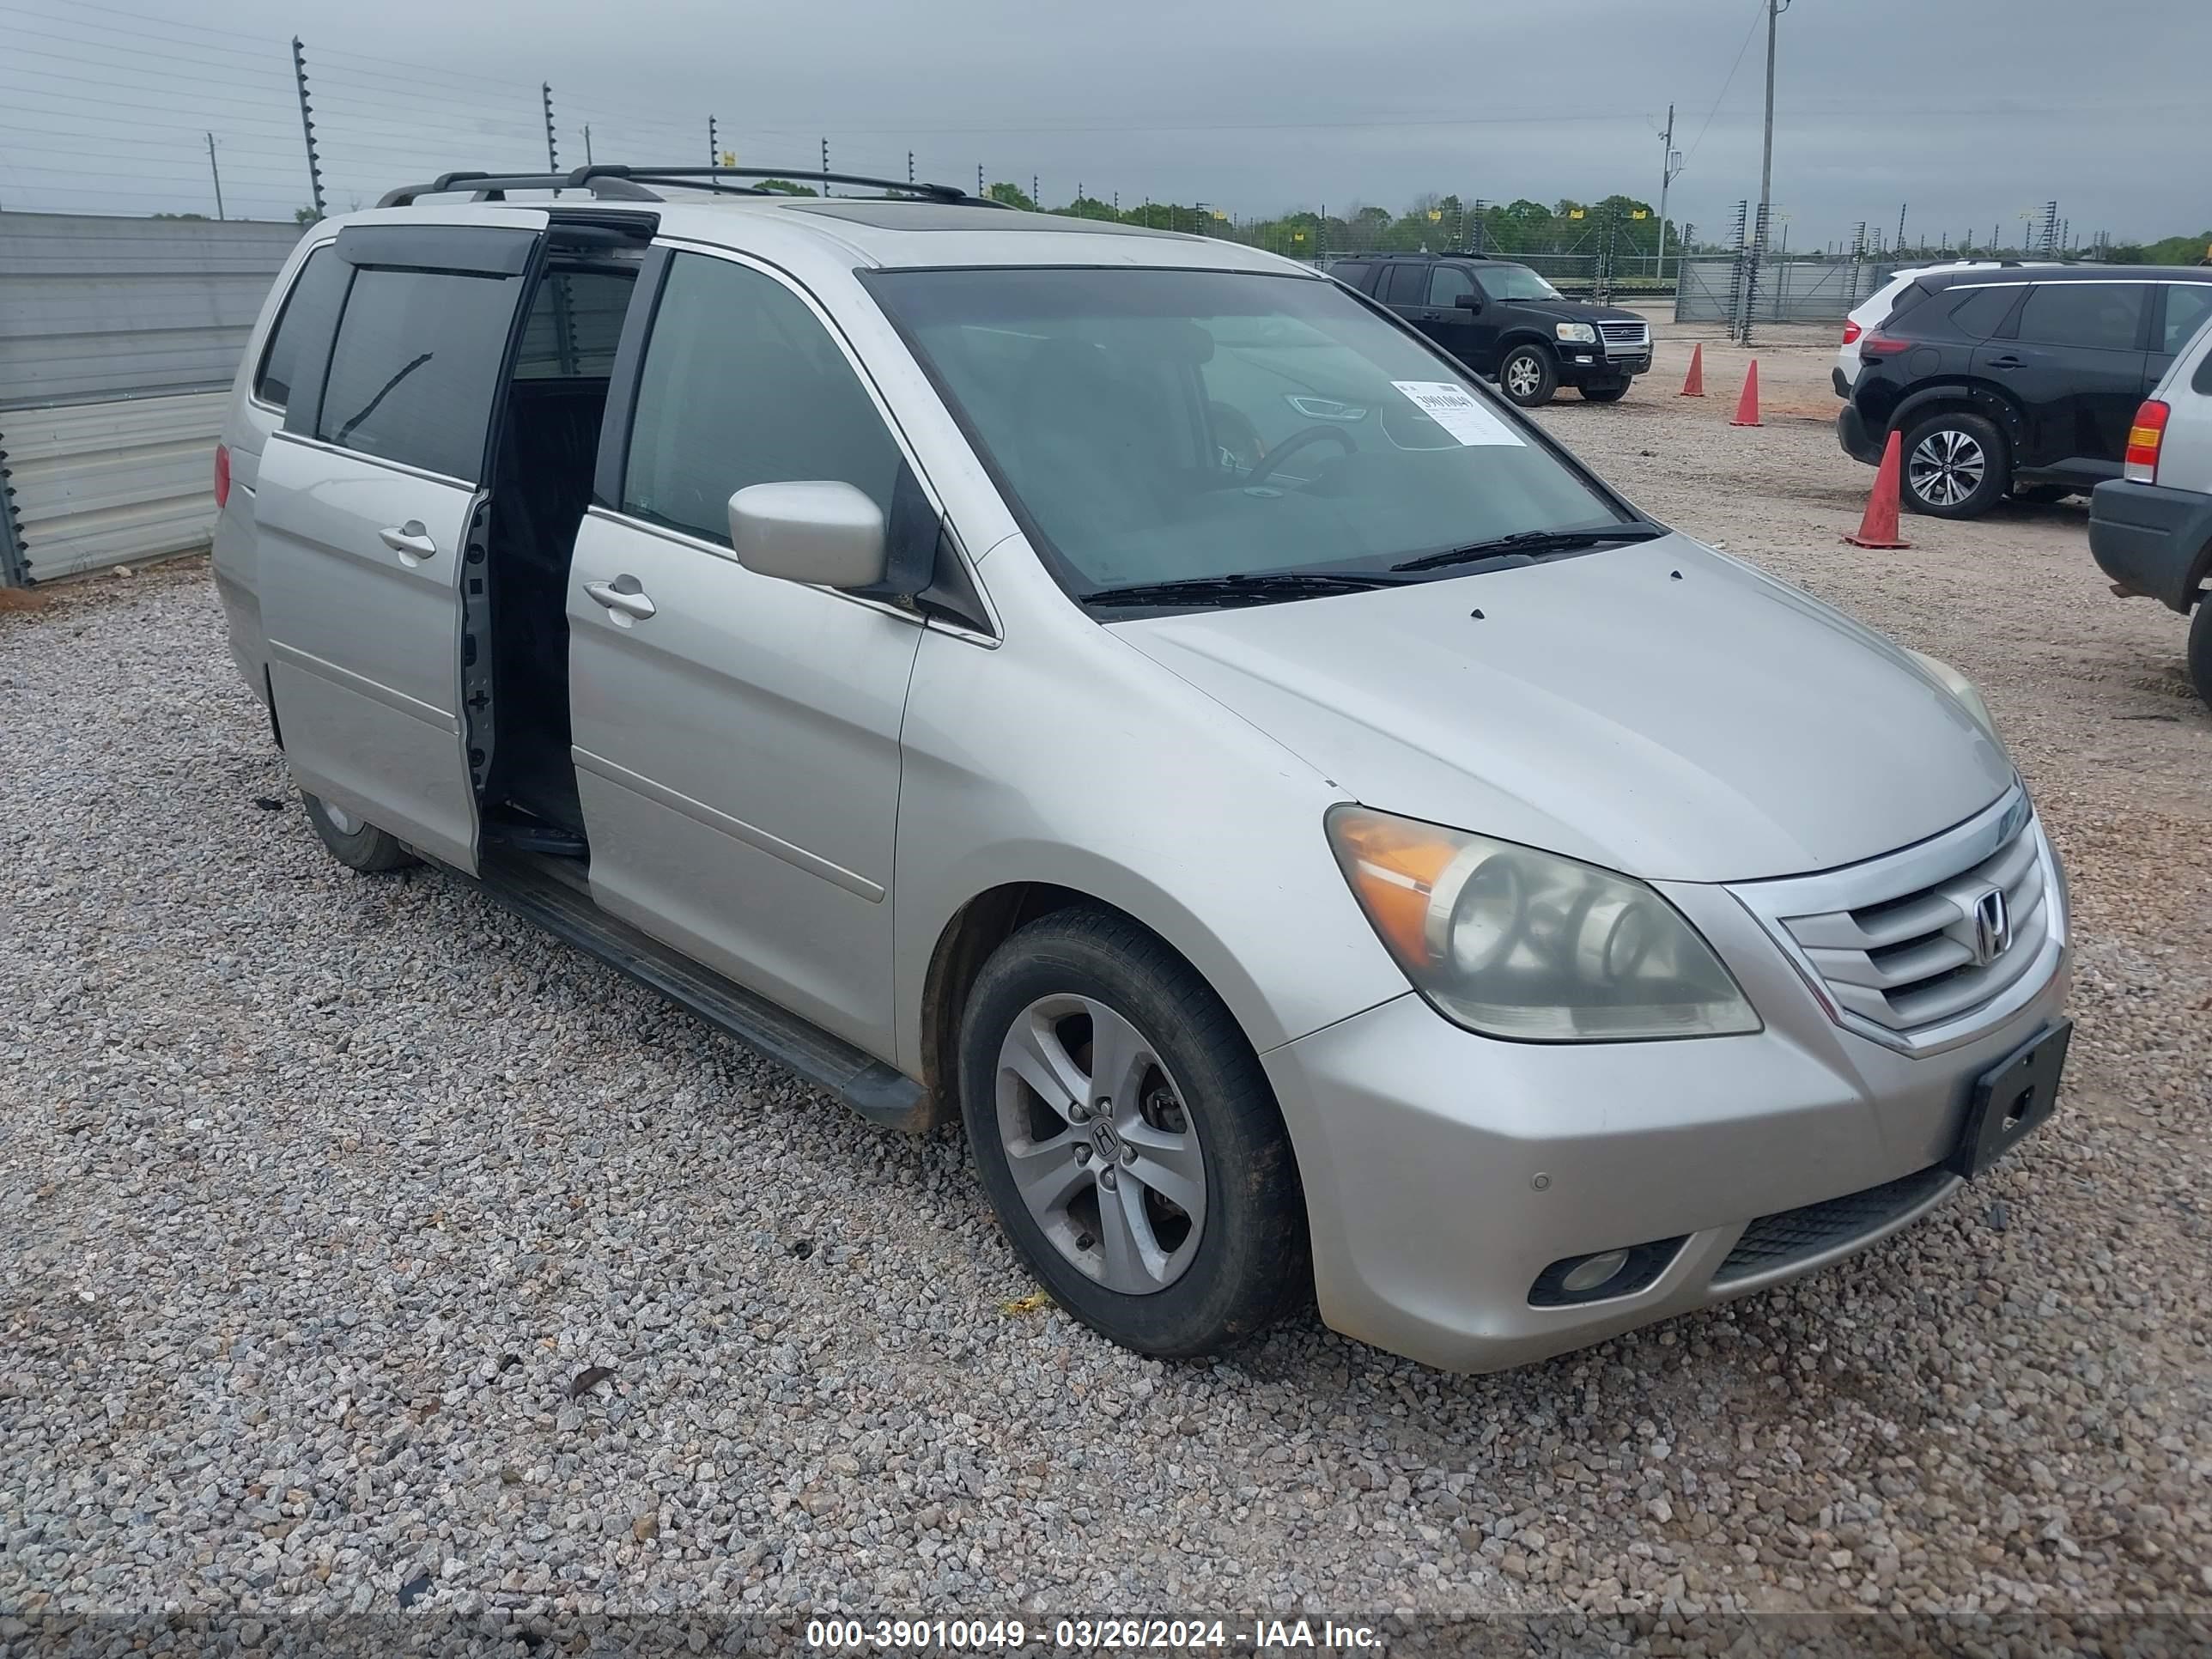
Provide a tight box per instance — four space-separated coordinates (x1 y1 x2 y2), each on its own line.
376 163 1004 211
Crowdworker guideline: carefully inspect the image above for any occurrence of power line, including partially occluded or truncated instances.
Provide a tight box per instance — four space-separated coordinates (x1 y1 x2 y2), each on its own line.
1685 0 1768 165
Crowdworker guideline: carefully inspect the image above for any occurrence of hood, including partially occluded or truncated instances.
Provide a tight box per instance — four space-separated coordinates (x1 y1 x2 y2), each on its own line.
1114 536 2012 883
1518 299 1646 325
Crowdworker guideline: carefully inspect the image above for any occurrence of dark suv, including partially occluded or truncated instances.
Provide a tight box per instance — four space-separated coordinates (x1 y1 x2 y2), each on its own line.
1838 266 2212 518
1329 252 1653 406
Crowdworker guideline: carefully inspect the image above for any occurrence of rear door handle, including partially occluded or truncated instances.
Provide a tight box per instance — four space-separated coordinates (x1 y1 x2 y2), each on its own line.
1986 356 2023 369
584 576 657 620
379 521 437 558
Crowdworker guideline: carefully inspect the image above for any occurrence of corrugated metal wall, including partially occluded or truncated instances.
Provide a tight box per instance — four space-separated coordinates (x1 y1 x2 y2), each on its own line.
0 212 303 583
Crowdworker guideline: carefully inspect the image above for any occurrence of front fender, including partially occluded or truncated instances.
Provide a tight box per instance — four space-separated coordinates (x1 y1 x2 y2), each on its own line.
890 558 1410 1077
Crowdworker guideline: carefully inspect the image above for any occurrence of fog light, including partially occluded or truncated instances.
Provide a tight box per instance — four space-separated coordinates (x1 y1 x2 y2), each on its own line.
1559 1249 1632 1295
1528 1235 1686 1307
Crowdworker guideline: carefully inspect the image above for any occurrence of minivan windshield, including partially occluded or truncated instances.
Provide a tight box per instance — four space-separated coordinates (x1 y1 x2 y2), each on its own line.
865 267 1631 600
1475 264 1566 302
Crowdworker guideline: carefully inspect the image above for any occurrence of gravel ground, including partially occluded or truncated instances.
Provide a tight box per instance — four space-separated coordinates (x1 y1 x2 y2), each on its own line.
3 350 2209 1638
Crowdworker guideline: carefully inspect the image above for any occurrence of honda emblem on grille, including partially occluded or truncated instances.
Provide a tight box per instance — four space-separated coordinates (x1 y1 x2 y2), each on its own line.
1971 887 2012 966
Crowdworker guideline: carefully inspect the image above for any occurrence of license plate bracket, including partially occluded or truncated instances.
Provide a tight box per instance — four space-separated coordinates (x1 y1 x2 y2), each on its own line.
1946 1019 2070 1181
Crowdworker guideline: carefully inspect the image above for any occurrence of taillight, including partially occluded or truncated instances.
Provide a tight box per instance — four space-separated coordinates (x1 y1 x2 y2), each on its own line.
2124 401 2168 483
1842 319 1863 345
214 442 231 508
1859 332 1911 357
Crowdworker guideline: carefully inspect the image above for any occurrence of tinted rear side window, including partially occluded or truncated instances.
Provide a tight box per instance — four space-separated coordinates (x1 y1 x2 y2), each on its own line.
1382 264 1428 305
514 268 634 379
621 253 902 546
1328 262 1373 292
1946 285 2022 339
2160 282 2212 357
253 246 340 410
316 267 520 481
2014 283 2148 351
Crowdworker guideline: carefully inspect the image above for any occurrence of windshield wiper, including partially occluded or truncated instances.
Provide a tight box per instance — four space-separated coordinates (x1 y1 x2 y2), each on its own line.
1085 569 1416 608
1391 523 1663 574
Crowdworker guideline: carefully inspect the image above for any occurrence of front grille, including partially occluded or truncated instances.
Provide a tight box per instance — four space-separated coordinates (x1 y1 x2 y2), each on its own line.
1596 320 1650 354
1733 793 2057 1048
1711 1165 1954 1285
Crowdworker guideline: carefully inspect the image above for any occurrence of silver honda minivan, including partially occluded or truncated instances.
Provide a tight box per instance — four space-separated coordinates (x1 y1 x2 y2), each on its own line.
210 167 2071 1372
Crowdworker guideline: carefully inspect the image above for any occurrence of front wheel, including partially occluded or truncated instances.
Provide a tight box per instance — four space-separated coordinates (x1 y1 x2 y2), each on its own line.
1497 343 1559 407
2189 601 2212 712
1900 410 2009 519
958 909 1308 1358
1577 382 1629 403
301 791 417 873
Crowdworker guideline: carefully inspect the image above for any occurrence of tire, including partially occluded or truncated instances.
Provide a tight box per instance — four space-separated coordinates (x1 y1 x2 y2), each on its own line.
301 791 416 873
958 908 1309 1358
2190 600 2212 713
1899 410 2009 519
2008 483 2073 505
1577 383 1629 403
1496 343 1559 407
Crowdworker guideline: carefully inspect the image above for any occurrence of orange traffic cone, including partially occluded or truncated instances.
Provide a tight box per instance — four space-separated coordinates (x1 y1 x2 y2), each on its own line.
1843 430 1911 549
1680 343 1705 397
1729 360 1761 426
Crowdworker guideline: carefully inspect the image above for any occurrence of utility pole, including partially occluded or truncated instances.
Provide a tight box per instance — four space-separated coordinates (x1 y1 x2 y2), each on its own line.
541 83 558 174
1756 0 1790 264
289 35 325 219
1654 102 1681 281
708 116 718 170
907 151 915 185
584 124 592 166
979 164 985 198
204 132 225 221
1032 173 1039 207
821 137 830 197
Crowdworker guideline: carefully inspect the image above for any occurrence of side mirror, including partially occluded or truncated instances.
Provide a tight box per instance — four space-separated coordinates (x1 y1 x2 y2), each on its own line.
728 481 888 591
1454 292 1482 310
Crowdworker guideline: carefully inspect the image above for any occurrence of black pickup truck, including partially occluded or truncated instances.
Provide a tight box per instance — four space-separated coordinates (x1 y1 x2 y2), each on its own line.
1328 252 1654 407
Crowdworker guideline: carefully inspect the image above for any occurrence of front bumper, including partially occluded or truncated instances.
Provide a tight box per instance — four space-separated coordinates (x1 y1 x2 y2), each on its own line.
2088 477 2212 614
1263 860 2071 1374
1837 403 1885 466
1558 336 1650 383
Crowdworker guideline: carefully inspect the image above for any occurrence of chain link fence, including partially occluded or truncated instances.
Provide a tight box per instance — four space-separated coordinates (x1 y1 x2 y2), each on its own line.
1676 255 1893 333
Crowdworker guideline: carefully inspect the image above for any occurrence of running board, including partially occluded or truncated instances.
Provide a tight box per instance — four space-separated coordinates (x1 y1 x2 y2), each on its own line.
452 850 936 1133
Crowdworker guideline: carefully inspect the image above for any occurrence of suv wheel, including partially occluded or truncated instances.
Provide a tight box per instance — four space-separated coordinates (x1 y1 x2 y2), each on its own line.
958 908 1308 1358
1900 411 2008 518
1577 383 1628 403
1497 343 1559 407
2190 601 2212 713
301 792 417 873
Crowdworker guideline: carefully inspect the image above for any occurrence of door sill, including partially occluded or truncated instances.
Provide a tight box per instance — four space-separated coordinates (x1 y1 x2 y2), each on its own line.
445 848 937 1133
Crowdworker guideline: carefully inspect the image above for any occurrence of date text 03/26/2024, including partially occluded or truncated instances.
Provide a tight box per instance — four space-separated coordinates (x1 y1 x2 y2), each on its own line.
804 1617 1385 1651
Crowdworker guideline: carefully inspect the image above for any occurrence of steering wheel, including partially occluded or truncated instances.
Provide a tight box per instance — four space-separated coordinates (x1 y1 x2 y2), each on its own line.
1245 423 1358 489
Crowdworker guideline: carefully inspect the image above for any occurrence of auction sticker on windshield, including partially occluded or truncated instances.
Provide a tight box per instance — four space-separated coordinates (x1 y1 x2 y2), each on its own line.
1390 380 1524 447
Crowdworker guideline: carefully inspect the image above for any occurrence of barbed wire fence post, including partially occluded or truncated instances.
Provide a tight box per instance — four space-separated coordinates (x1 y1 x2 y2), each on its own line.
289 35 325 219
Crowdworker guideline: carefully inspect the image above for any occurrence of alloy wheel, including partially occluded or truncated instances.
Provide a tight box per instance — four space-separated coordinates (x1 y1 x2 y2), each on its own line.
994 994 1207 1294
1908 428 1985 508
1504 356 1542 398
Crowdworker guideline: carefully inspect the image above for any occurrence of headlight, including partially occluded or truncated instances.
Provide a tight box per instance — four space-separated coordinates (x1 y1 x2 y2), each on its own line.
1327 806 1760 1042
1905 649 2006 751
1554 322 1597 343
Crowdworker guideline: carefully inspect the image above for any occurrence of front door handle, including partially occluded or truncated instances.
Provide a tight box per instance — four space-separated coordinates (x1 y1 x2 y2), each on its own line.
1986 356 2023 369
584 576 657 620
379 521 437 558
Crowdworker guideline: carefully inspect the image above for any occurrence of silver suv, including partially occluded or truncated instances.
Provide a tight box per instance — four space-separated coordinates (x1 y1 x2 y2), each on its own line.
211 164 2073 1373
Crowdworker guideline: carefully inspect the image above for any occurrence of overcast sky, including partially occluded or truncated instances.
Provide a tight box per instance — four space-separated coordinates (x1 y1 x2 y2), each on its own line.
3 0 2204 246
